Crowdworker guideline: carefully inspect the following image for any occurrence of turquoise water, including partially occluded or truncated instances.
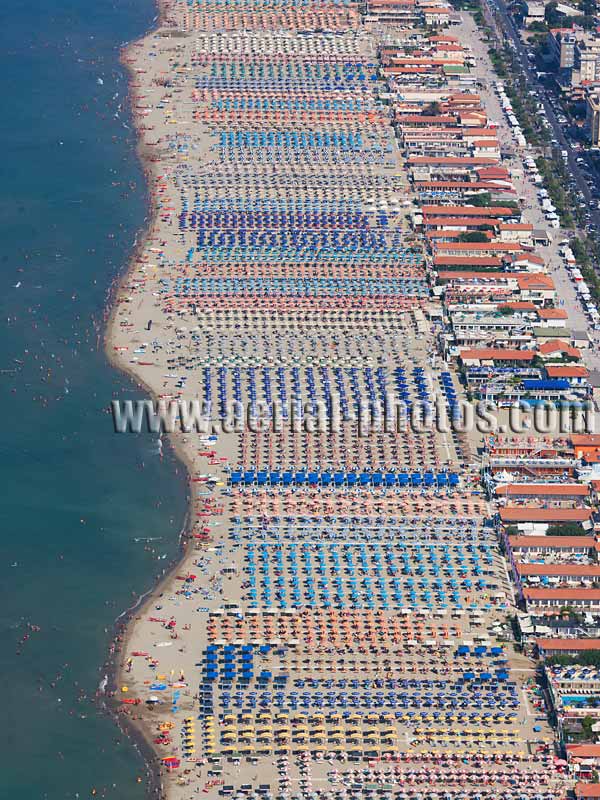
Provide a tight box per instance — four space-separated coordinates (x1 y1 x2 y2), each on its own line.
562 695 600 706
0 0 188 797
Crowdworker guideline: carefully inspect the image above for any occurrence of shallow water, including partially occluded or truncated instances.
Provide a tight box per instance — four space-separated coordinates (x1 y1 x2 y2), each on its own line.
0 0 188 797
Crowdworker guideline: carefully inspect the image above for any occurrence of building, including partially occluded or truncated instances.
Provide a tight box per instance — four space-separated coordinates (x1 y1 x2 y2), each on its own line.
538 638 600 657
507 536 597 560
488 436 579 478
586 92 600 147
519 614 598 645
573 330 592 350
546 664 600 736
568 747 600 780
575 782 600 799
366 0 418 24
449 311 534 349
524 588 600 613
515 565 600 598
496 483 589 502
537 309 568 326
500 507 592 526
577 37 600 83
524 1 545 26
548 30 577 70
459 347 536 367
546 365 590 388
572 435 600 463
422 5 451 26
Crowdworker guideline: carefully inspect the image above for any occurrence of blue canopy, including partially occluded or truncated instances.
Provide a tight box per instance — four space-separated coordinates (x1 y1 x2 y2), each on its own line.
522 378 569 390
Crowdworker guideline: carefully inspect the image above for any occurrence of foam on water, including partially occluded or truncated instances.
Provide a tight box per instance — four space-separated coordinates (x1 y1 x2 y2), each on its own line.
0 0 187 796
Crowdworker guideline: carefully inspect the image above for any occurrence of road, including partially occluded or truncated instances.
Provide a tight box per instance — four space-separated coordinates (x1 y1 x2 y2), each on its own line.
457 10 600 363
482 0 600 229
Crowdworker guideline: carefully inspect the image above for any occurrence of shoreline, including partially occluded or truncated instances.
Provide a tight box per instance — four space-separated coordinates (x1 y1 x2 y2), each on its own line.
101 0 200 796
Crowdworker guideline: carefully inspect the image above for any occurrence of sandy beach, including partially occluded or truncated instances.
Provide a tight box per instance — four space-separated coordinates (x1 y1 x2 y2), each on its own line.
104 0 567 798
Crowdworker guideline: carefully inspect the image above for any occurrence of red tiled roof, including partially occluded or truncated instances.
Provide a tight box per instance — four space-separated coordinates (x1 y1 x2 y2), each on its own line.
422 205 516 217
539 640 600 652
525 588 600 600
385 67 435 74
425 217 501 226
567 745 600 758
392 59 462 67
498 301 537 310
437 271 508 280
499 223 533 231
478 167 510 178
500 507 591 522
497 483 589 497
426 231 469 240
396 114 461 126
572 435 600 447
509 535 594 549
410 156 496 165
539 340 581 358
512 255 545 268
546 365 589 378
538 308 569 320
448 93 481 101
438 242 523 251
422 205 516 216
434 256 503 267
416 182 510 191
460 348 535 361
515 273 556 291
517 563 600 576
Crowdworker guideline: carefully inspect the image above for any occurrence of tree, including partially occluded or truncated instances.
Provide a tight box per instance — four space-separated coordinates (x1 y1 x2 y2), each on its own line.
547 652 600 667
529 21 549 33
423 101 441 116
547 522 586 536
459 231 489 243
532 355 545 369
582 715 595 739
558 606 584 624
545 1 566 26
466 192 492 207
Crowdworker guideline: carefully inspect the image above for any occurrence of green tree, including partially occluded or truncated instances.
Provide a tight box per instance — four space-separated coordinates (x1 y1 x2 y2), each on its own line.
459 231 489 242
547 522 586 536
466 192 491 207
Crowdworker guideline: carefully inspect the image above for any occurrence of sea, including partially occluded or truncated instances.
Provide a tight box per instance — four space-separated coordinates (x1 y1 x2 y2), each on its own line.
0 0 189 797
